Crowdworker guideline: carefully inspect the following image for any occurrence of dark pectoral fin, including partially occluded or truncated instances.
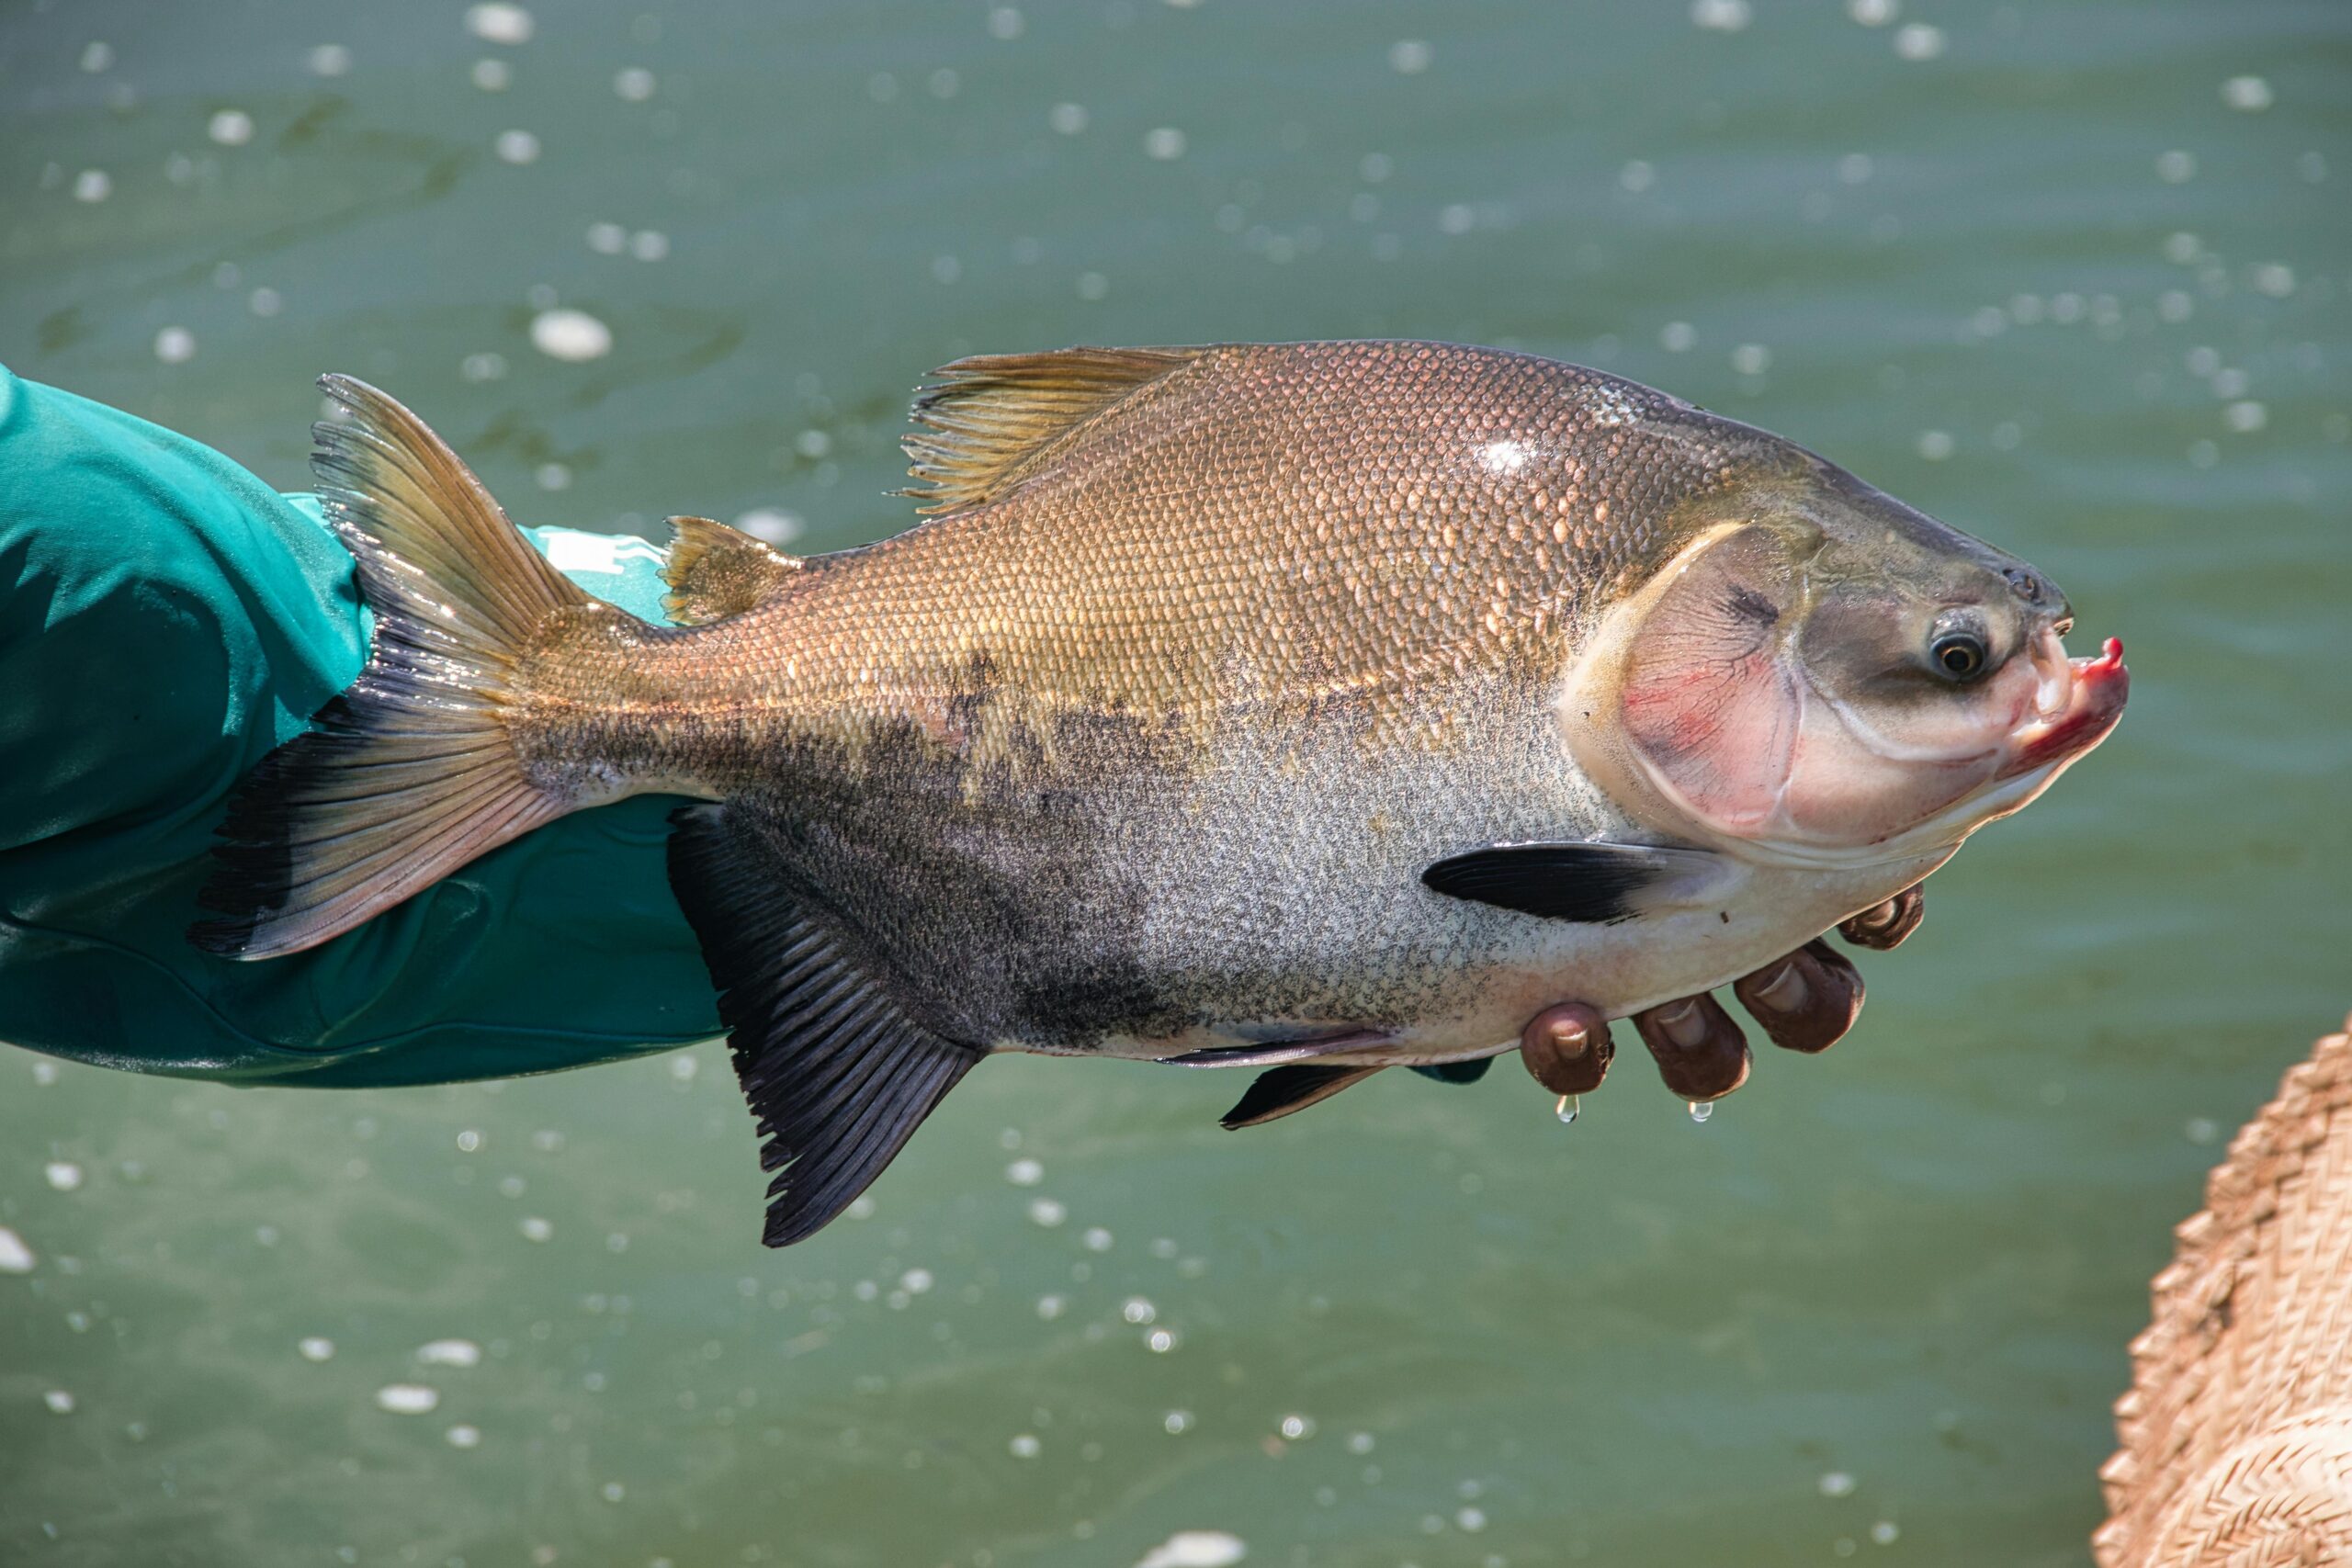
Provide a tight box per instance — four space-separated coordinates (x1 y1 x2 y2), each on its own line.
1420 841 1724 923
1222 1065 1384 1130
668 807 979 1247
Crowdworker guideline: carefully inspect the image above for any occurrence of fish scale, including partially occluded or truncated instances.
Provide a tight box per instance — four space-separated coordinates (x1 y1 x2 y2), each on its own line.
192 342 2125 1245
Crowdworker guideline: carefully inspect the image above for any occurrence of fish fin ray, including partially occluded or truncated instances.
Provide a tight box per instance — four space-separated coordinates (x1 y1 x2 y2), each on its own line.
899 345 1212 513
1221 1065 1385 1129
662 515 803 625
667 806 982 1247
191 376 597 958
1158 1029 1391 1068
1419 841 1728 923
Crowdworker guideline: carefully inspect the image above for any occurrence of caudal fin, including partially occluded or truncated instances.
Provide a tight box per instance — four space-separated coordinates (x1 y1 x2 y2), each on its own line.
191 375 599 958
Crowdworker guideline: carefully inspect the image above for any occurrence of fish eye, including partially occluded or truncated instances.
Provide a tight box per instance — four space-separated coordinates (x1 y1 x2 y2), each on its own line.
1928 627 1988 682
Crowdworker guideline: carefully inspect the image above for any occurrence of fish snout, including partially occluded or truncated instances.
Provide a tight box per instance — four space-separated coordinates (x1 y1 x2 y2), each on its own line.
2002 636 2127 778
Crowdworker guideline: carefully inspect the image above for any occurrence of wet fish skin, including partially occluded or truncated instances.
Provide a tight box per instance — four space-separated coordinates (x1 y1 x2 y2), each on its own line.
193 343 2124 1244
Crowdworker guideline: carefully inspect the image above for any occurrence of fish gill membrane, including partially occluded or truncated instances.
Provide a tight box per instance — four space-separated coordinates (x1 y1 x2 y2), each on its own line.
188 344 2129 1247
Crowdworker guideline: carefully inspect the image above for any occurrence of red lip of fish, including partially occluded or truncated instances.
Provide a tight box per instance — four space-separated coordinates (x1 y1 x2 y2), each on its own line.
2002 637 2127 779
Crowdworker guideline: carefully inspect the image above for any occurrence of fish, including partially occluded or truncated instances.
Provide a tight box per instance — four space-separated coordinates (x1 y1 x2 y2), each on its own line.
189 342 2129 1245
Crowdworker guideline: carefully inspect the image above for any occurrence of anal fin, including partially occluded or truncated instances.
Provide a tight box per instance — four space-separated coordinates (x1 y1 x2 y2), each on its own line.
1223 1065 1384 1130
668 806 979 1247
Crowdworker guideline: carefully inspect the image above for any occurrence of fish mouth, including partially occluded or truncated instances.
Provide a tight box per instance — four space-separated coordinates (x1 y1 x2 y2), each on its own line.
1999 635 2128 779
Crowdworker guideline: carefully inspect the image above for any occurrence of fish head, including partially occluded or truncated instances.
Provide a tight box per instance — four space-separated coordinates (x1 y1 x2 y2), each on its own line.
1562 452 2127 868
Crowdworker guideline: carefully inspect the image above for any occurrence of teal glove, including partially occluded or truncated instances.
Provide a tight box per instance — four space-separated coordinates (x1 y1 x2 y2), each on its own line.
0 366 719 1086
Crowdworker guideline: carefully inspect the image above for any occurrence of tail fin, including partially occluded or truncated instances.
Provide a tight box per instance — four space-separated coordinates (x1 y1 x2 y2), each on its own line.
191 375 599 959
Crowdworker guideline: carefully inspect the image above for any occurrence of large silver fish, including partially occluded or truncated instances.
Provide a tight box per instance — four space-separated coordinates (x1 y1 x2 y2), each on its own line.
193 343 2129 1244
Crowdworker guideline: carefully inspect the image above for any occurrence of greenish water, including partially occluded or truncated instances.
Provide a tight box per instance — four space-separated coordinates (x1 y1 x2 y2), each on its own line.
3 2 2347 1564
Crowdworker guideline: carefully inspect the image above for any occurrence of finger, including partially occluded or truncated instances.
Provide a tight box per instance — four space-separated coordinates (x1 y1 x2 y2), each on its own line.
1732 939 1865 1055
1838 884 1925 951
1632 992 1750 1102
1520 1001 1613 1096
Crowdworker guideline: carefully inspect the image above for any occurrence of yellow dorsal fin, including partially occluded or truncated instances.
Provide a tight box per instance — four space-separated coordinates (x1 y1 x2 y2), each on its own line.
900 345 1210 514
662 515 805 625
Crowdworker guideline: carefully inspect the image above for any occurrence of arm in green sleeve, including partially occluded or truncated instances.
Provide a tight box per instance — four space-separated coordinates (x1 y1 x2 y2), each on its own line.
0 365 719 1088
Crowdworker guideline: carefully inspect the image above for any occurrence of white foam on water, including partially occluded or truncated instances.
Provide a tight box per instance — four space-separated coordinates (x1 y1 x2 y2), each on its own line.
375 1384 440 1415
466 3 534 45
529 309 610 362
0 1227 35 1274
734 508 801 545
1135 1530 1246 1568
298 1337 335 1362
416 1339 482 1369
44 1162 83 1192
208 109 254 146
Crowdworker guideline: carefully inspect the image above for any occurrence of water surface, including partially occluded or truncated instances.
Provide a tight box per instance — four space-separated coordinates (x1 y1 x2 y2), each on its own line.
4 2 2347 1564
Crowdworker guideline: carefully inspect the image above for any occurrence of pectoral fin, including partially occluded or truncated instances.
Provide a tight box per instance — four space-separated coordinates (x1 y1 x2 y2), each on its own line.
1221 1065 1385 1129
668 806 980 1247
1420 841 1727 923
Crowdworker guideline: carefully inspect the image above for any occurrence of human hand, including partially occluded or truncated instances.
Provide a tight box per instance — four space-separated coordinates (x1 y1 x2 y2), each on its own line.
1520 885 1925 1111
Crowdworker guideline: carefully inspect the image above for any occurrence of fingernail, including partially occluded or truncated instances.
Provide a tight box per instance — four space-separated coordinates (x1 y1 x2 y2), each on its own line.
1751 959 1810 1013
1658 999 1707 1049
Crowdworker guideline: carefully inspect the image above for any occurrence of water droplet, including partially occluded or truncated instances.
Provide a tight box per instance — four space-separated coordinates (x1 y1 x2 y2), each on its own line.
416 1338 482 1368
1555 1094 1579 1125
1688 1100 1714 1123
298 1337 335 1362
44 1161 83 1191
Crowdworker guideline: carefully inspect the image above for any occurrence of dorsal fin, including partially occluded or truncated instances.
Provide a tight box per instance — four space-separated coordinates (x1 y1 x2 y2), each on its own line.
662 515 804 625
900 346 1210 514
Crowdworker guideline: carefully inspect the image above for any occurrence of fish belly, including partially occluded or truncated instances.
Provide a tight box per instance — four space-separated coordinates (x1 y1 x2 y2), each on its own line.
747 679 1942 1069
